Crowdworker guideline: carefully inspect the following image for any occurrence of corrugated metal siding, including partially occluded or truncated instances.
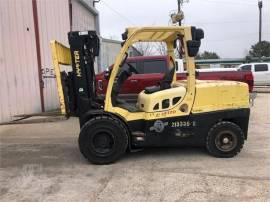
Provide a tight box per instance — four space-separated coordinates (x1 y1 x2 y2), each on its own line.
37 0 98 109
0 0 98 123
72 0 96 31
36 0 70 111
0 0 41 123
100 39 121 72
71 0 98 71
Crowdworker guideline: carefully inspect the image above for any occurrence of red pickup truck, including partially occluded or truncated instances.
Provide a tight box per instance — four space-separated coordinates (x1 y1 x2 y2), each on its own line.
96 56 253 100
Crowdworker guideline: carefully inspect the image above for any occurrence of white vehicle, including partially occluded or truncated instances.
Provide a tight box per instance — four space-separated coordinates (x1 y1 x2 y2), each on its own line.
196 68 237 72
175 59 238 73
175 59 185 73
238 63 270 86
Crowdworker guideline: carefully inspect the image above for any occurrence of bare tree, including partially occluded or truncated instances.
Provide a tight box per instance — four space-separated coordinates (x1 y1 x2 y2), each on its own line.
134 42 167 56
155 42 167 55
133 42 154 56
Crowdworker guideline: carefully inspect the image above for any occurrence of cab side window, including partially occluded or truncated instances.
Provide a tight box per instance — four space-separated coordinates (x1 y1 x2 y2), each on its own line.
143 60 167 74
240 65 251 71
254 64 268 72
122 62 142 74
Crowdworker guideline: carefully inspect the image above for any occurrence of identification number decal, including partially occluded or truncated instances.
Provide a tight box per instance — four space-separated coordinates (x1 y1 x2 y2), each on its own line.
171 121 196 128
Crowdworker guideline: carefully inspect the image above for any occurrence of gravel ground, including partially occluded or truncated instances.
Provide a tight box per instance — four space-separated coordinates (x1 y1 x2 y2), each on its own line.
0 94 270 202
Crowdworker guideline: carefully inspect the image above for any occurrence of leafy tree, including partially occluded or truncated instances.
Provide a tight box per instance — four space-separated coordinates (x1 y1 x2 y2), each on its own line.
196 51 220 59
248 41 270 57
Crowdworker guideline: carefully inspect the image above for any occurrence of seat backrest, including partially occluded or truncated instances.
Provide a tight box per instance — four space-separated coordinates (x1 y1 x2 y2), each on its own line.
160 66 175 90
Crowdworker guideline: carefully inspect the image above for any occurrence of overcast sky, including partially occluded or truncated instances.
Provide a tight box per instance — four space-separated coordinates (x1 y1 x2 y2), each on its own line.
96 0 270 58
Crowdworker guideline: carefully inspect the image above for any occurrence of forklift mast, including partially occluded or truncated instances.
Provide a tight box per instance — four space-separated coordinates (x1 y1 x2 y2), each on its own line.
67 31 101 116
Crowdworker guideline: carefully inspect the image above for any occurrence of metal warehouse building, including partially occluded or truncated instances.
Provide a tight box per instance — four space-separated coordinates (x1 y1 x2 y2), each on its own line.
0 0 120 123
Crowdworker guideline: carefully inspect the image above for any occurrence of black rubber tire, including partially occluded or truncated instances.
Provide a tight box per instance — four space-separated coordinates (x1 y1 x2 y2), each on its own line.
78 116 128 164
206 121 245 158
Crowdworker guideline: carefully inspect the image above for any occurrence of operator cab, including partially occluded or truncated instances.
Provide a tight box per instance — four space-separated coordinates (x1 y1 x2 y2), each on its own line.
110 32 197 113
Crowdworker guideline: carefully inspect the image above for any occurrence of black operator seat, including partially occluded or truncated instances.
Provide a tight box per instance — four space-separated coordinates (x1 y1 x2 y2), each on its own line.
144 66 175 94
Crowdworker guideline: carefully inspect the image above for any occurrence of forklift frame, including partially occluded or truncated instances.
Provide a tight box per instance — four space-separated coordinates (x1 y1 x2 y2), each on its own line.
50 26 250 164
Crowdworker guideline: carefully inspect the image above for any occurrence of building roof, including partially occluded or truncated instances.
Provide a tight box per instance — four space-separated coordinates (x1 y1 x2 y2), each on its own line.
101 38 122 44
196 57 270 64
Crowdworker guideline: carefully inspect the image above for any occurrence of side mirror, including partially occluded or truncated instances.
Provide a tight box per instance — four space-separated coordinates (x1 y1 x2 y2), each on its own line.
187 27 204 57
190 27 204 41
121 30 128 47
122 30 128 40
104 68 112 80
187 40 201 57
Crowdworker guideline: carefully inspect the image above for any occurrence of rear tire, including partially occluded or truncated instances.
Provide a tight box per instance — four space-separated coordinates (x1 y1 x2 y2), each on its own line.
79 116 128 164
206 121 245 158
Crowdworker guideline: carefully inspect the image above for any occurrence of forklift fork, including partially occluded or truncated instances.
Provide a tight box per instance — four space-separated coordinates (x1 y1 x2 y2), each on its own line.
50 40 71 116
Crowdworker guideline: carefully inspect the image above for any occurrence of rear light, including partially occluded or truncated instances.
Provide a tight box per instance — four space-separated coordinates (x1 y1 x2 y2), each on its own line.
244 73 254 92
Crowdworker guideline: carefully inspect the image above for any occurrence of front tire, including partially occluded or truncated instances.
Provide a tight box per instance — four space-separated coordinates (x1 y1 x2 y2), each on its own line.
79 116 128 164
206 121 245 158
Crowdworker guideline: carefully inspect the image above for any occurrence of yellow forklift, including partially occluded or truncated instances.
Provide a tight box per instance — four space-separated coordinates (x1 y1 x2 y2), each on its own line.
51 26 250 164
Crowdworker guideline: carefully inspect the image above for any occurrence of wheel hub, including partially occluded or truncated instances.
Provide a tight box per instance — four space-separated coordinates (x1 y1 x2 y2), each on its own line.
215 131 237 152
223 137 229 144
92 132 114 154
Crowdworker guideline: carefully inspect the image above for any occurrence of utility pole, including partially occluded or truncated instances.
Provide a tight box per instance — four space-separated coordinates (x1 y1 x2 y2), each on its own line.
177 0 182 25
258 0 263 60
258 0 263 43
170 0 187 25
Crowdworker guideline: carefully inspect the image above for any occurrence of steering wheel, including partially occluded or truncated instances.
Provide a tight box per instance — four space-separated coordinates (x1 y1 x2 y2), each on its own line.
111 62 139 106
126 62 139 75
